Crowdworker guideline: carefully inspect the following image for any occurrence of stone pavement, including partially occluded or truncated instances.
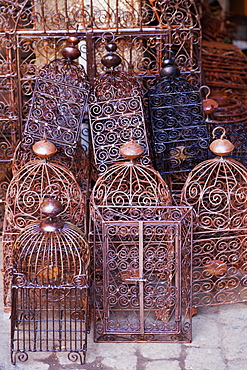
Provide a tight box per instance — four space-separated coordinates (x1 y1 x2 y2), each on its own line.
1 289 247 370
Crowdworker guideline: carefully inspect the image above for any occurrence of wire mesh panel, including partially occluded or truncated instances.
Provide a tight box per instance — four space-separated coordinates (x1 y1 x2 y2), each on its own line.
181 129 247 307
91 206 193 342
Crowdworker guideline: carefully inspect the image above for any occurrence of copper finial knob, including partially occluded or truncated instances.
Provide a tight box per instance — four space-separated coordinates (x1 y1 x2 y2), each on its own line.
40 198 64 217
32 140 57 159
209 127 234 156
101 42 122 69
61 36 81 60
119 141 144 160
40 198 64 232
160 58 180 78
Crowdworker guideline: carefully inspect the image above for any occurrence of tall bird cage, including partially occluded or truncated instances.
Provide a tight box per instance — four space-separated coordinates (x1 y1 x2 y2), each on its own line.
13 36 91 190
11 199 90 365
181 127 247 308
2 140 85 309
89 40 151 174
0 0 202 219
90 141 193 342
148 57 209 200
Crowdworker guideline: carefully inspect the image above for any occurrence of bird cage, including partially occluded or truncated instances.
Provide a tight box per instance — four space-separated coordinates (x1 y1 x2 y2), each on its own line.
148 57 209 199
2 140 85 309
13 36 91 189
90 141 193 342
89 41 151 174
11 199 90 365
181 127 247 308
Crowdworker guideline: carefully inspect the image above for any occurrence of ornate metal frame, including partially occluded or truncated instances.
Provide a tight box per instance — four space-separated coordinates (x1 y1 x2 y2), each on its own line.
91 205 193 342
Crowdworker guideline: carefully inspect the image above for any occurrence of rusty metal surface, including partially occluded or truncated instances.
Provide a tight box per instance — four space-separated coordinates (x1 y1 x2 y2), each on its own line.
181 140 247 307
11 214 90 365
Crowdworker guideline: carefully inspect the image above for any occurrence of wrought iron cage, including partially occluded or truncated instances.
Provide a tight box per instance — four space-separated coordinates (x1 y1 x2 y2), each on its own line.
181 128 247 307
11 203 90 365
91 205 193 342
90 141 192 342
2 143 85 309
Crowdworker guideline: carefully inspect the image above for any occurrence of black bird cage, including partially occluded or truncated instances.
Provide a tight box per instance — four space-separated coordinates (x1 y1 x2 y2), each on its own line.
11 199 90 365
90 141 193 343
148 57 209 199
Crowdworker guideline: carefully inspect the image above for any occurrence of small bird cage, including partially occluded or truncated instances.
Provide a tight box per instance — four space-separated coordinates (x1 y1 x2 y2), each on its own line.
2 140 85 309
11 199 90 365
13 36 91 189
89 41 151 174
148 57 209 199
181 127 247 308
90 141 193 343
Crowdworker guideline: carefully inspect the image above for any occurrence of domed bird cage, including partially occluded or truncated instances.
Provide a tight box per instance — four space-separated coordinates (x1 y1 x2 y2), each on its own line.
148 57 209 200
11 199 90 365
90 141 193 343
181 127 247 308
13 36 91 190
2 140 85 309
89 41 151 174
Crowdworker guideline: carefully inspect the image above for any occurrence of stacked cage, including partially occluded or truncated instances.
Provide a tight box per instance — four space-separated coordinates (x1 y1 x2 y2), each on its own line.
11 199 90 365
90 141 193 342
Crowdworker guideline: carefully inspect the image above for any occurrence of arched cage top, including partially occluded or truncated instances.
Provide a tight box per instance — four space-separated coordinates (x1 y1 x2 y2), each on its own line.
91 160 172 221
1 0 201 32
181 156 247 232
89 71 142 102
13 220 90 286
5 159 85 231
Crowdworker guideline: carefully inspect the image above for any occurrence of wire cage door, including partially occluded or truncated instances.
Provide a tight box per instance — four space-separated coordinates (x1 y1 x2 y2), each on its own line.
93 206 193 343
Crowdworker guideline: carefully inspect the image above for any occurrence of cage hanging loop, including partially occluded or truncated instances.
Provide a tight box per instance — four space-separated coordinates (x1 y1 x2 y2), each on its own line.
212 126 226 140
200 85 211 99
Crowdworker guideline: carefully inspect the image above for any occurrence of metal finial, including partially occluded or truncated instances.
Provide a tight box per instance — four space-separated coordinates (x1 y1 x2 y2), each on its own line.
209 126 234 156
119 141 144 160
101 41 122 69
61 35 81 60
32 139 57 159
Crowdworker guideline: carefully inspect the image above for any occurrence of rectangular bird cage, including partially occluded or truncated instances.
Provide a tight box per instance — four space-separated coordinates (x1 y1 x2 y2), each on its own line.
91 206 193 343
11 280 89 365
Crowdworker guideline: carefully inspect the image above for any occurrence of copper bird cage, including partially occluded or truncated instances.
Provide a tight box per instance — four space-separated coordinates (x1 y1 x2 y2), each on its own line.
90 141 193 342
2 140 85 309
181 127 247 308
89 41 151 174
148 57 209 199
11 199 90 365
